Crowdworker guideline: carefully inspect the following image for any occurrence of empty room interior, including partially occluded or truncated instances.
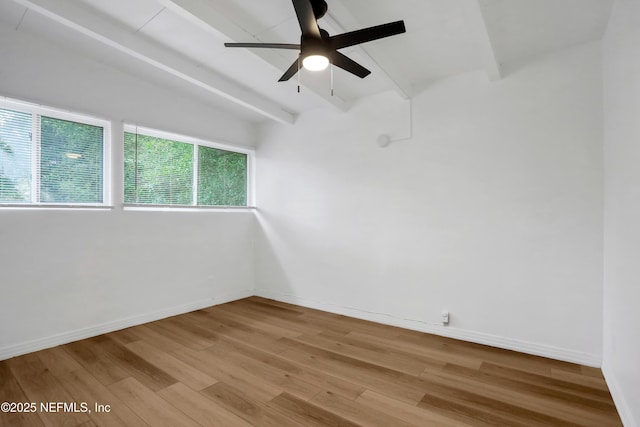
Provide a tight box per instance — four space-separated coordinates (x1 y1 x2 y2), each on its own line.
0 0 638 425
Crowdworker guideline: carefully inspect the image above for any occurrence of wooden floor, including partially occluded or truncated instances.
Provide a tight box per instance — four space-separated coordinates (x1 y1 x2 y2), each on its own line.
0 297 622 427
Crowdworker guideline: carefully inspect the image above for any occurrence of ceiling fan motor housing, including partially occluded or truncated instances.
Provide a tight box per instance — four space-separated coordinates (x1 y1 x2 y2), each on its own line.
301 32 329 60
311 0 328 19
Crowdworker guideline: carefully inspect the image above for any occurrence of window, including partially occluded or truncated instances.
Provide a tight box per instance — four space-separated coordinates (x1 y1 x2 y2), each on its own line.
0 98 110 206
124 126 251 207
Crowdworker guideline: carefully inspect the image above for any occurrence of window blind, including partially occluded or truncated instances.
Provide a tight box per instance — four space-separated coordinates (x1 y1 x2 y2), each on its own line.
0 100 107 206
40 116 104 203
0 108 32 203
198 146 247 206
124 131 194 205
124 127 249 207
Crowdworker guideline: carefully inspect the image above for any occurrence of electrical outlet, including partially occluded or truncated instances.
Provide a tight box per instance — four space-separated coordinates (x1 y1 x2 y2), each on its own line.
442 311 449 325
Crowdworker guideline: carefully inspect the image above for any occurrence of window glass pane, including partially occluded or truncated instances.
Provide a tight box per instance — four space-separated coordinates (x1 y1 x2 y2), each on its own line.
198 146 247 206
40 116 104 203
0 108 32 203
124 132 193 205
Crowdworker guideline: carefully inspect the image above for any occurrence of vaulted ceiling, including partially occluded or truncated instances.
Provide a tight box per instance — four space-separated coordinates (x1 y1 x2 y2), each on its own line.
0 0 613 124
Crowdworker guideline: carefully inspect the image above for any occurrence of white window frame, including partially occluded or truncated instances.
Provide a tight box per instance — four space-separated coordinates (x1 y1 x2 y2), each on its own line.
123 124 255 210
0 96 112 208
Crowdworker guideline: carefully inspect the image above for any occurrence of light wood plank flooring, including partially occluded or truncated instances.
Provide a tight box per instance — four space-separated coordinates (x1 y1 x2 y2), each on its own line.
0 297 622 426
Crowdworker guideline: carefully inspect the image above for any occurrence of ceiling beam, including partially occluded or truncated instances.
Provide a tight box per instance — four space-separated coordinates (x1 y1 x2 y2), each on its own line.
322 3 413 99
158 0 350 112
11 0 296 124
467 0 502 81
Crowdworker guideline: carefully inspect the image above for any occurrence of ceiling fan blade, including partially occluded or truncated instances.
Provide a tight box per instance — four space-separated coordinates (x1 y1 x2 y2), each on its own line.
292 0 321 38
224 43 301 49
330 20 406 50
278 58 301 82
329 51 371 78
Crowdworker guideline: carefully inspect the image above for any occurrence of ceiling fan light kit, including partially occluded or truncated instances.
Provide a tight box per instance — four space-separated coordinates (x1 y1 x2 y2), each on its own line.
224 0 406 87
302 54 329 71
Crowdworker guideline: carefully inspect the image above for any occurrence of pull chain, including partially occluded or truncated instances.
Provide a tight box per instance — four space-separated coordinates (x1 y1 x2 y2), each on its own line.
295 57 335 96
330 62 334 96
297 57 301 93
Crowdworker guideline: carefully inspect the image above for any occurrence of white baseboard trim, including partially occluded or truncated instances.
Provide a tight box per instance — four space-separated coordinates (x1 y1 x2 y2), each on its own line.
0 289 253 361
255 289 602 368
602 360 637 427
1 287 603 369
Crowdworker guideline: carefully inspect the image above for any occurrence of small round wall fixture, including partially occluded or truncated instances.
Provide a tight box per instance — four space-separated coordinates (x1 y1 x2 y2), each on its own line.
377 134 391 148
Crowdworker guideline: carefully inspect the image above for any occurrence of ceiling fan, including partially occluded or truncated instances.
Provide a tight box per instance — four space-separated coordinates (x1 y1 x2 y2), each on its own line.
224 0 406 82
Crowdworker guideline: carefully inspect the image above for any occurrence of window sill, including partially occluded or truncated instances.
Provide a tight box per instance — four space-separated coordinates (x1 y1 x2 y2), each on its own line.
0 204 114 211
123 205 256 213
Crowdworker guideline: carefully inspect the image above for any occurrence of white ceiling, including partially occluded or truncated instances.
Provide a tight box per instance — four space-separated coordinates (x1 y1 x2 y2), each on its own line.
1 0 614 124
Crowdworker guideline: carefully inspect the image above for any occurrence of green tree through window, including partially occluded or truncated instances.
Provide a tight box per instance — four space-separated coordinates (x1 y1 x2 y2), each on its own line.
0 108 31 202
40 117 104 203
198 146 247 206
124 132 193 205
0 103 107 205
124 130 248 207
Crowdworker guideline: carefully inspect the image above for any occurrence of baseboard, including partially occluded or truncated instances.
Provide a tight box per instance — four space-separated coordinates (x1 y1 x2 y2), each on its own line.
602 360 637 427
0 289 253 361
1 287 603 369
255 289 602 368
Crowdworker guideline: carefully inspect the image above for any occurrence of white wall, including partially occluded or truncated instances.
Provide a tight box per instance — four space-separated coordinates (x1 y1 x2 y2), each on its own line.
0 210 255 358
603 0 640 424
0 22 256 358
256 42 604 365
